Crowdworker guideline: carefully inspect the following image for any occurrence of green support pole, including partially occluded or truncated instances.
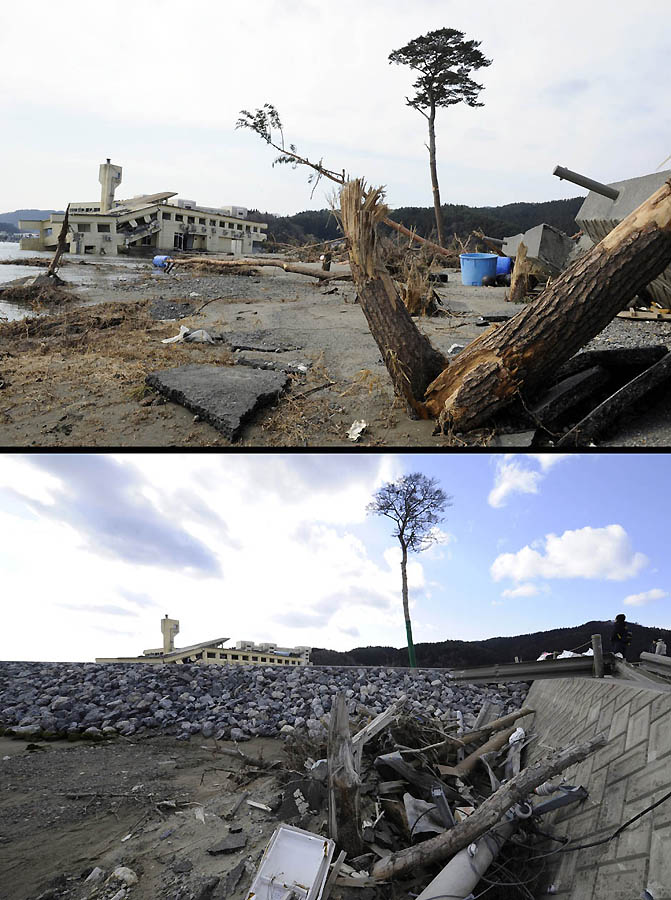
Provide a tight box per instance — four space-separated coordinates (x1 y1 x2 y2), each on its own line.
406 619 417 668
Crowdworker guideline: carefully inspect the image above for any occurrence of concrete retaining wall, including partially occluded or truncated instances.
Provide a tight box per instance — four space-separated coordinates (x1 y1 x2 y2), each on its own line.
524 677 671 900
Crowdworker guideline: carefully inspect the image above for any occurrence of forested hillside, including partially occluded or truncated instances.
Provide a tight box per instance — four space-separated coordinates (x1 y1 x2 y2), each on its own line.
250 196 584 246
311 620 671 668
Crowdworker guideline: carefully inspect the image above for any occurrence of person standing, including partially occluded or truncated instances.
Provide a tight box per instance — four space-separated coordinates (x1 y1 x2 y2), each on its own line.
611 614 632 660
655 637 667 656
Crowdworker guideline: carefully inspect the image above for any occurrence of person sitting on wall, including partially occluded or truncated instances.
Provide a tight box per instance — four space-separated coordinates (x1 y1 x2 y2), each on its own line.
655 637 667 656
611 613 632 660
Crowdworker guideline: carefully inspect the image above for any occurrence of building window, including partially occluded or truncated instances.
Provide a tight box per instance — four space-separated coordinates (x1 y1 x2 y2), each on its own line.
252 656 258 661
231 654 239 660
261 657 267 662
136 216 146 225
245 225 251 231
150 212 158 221
207 651 216 658
252 226 257 232
237 223 243 230
78 223 91 233
176 214 183 222
97 224 111 233
162 212 172 220
242 655 249 661
45 228 53 236
198 217 205 224
188 216 195 224
209 219 216 226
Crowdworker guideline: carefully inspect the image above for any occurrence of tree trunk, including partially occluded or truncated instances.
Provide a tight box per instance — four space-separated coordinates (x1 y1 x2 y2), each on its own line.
380 216 455 259
173 257 349 281
400 542 417 668
328 692 363 857
340 180 446 413
427 106 445 248
370 731 607 881
47 205 70 277
424 179 671 431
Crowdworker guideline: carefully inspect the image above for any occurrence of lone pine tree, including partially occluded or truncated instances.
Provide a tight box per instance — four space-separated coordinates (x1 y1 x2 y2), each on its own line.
389 28 492 247
368 472 451 668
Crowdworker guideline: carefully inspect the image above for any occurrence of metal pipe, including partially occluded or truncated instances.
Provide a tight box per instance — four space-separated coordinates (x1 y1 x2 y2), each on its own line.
483 235 504 248
553 166 620 201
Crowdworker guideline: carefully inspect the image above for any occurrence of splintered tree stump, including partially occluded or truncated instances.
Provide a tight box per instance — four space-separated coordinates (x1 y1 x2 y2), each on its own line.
341 180 446 413
423 179 671 431
328 692 363 856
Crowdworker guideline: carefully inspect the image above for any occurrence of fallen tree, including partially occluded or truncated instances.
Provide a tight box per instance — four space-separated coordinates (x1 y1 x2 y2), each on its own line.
238 104 671 433
172 256 350 282
422 178 671 430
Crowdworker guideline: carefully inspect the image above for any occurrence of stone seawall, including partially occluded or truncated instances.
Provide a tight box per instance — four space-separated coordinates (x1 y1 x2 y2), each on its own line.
0 661 528 742
523 677 671 900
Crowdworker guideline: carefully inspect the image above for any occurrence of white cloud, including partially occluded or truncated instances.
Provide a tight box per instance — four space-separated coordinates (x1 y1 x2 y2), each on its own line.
488 458 542 508
624 588 668 607
502 583 541 599
491 525 648 583
530 454 572 472
488 454 573 508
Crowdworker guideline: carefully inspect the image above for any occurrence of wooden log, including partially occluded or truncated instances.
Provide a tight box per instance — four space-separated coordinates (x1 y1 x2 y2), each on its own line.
556 351 671 447
47 205 70 278
423 179 671 431
173 256 350 281
370 731 608 881
458 706 535 746
340 180 446 414
328 692 363 856
592 634 605 678
381 216 456 260
508 241 531 302
450 726 516 778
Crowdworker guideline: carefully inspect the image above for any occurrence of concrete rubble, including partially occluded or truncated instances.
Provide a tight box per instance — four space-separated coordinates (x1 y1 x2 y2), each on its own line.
145 365 289 442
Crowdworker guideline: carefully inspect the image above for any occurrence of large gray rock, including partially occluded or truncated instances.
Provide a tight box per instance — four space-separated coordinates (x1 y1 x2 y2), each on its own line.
146 365 288 441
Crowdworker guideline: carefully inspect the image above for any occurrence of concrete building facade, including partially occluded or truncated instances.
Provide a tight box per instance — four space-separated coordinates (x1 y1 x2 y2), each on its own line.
19 160 267 257
95 615 311 668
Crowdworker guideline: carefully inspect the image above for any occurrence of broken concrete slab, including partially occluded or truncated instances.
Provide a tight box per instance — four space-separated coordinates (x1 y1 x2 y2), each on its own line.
149 300 195 321
146 365 288 441
573 167 671 307
221 331 302 353
234 355 311 375
529 366 611 429
488 431 537 448
502 224 575 275
207 832 248 854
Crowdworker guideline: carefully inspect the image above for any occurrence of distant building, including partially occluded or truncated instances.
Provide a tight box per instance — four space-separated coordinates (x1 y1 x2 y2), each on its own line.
95 615 311 667
19 159 267 257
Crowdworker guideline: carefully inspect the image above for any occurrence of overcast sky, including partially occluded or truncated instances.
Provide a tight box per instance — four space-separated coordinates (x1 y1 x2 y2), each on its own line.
1 0 670 216
1 452 669 663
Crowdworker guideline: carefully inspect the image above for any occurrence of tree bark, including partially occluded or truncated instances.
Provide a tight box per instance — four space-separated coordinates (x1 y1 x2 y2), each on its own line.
423 179 671 431
328 692 363 857
427 105 446 248
370 731 607 881
400 542 417 668
340 180 447 414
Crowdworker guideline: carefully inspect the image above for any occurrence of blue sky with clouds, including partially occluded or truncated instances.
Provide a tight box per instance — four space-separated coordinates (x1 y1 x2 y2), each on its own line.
2 0 670 215
0 452 668 663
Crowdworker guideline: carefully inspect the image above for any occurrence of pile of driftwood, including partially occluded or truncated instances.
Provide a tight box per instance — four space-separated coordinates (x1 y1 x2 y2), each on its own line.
224 692 606 900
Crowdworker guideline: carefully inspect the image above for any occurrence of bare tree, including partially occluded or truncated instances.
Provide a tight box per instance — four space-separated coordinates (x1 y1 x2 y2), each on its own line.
389 28 492 247
368 473 451 668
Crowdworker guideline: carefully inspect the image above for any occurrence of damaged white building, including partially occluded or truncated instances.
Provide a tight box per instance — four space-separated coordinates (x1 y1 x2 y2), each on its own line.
19 159 268 257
